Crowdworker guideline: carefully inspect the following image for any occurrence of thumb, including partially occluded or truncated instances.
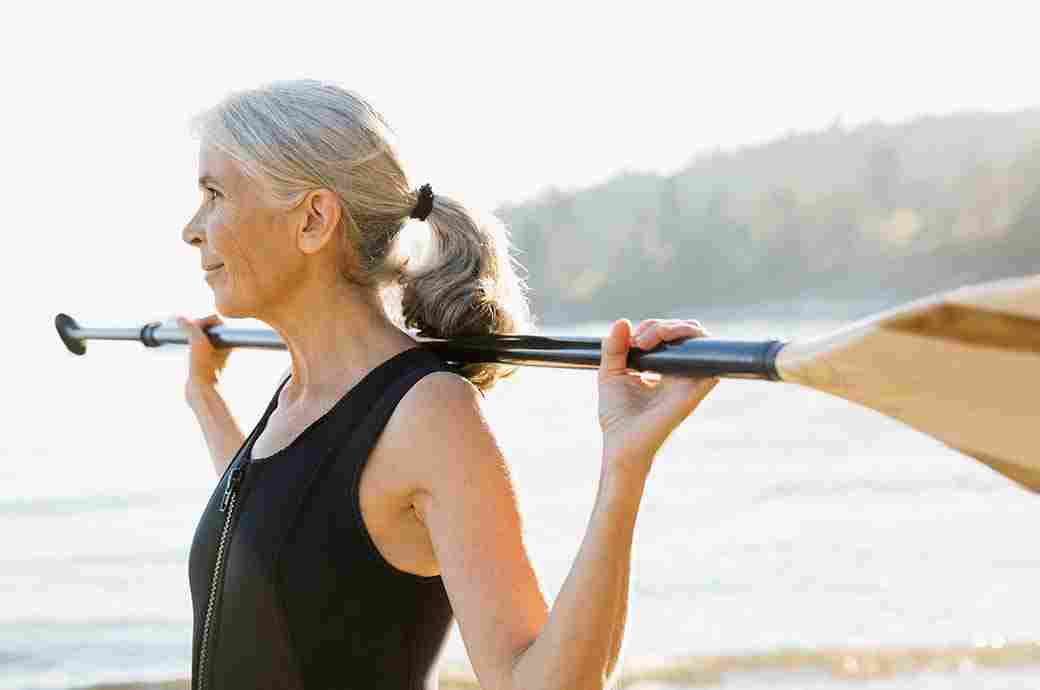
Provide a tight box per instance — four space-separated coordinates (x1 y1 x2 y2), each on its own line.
175 315 202 341
599 318 632 379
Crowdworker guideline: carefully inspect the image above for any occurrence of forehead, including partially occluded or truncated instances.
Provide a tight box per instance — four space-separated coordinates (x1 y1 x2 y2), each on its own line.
198 144 248 190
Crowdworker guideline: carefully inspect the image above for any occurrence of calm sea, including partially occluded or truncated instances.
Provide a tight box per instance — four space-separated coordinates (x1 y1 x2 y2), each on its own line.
4 311 1040 689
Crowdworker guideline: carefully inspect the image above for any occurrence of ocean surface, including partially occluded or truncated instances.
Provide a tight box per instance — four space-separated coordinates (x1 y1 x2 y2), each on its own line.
5 310 1040 689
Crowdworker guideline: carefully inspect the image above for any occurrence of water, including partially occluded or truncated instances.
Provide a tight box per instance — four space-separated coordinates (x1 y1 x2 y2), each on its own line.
4 314 1040 689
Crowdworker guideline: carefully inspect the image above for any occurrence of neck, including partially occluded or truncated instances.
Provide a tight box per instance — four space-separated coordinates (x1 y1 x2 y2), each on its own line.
257 274 417 406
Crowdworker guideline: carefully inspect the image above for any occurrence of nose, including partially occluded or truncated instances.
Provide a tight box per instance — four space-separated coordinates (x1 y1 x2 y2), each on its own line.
182 211 204 247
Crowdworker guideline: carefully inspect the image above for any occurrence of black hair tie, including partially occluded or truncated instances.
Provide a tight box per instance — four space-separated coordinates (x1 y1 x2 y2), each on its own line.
410 183 435 221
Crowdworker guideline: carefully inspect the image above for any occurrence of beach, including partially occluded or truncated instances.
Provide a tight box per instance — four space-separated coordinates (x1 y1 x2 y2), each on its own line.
65 643 1040 689
9 315 1040 689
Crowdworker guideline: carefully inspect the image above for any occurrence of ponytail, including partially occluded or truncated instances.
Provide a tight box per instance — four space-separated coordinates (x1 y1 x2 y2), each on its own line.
400 193 533 392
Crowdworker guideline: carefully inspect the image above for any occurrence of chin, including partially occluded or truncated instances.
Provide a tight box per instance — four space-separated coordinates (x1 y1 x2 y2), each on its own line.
217 303 253 320
213 293 252 320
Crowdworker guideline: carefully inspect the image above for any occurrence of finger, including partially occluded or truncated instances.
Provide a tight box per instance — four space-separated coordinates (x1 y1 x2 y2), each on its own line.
631 319 660 342
659 322 709 342
635 319 686 350
633 320 662 350
684 318 711 336
599 319 632 378
176 315 208 343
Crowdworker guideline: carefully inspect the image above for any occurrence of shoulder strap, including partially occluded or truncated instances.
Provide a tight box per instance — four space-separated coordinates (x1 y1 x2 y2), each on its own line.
340 352 452 573
266 347 452 569
348 353 448 455
219 371 292 477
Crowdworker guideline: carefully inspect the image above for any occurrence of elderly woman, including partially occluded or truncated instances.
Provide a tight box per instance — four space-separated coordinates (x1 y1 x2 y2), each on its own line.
177 79 717 690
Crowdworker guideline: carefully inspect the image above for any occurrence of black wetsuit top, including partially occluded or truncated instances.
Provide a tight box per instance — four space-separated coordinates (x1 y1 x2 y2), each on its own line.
188 347 455 690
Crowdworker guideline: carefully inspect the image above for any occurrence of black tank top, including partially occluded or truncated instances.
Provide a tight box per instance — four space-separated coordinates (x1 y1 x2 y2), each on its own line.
188 347 455 690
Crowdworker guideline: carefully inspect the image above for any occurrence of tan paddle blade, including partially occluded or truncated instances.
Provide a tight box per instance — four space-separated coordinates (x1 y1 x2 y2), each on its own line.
775 274 1040 492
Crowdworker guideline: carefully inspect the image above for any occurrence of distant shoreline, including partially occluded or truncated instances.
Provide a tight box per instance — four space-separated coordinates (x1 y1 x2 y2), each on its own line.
70 667 483 690
68 641 1040 689
75 682 186 690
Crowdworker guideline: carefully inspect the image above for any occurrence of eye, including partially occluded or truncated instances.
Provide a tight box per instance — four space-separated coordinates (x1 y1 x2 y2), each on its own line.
204 186 220 202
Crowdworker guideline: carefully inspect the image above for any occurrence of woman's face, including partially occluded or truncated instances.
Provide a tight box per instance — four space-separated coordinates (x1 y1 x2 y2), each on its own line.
182 145 303 318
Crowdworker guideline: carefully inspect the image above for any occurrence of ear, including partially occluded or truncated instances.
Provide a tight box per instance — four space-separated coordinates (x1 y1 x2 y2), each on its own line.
297 188 344 255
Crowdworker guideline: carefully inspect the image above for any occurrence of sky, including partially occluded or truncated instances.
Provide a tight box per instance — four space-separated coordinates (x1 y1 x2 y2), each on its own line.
3 6 1038 683
6 0 1038 368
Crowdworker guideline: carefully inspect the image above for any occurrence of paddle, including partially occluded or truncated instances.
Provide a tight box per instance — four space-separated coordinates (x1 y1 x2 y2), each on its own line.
55 272 1040 491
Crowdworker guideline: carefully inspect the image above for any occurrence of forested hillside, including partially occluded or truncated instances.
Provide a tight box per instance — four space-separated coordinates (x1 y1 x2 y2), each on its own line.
497 110 1040 324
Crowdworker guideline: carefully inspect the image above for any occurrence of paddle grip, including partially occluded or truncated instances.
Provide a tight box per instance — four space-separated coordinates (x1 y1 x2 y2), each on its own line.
628 338 787 380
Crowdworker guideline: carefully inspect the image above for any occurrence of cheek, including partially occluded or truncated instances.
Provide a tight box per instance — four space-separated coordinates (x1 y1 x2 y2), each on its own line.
205 208 238 256
214 210 272 292
209 204 289 299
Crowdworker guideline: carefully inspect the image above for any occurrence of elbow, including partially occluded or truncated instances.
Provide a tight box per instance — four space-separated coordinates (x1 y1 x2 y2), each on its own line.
584 655 623 690
507 664 607 690
548 670 611 690
507 639 616 690
576 673 610 690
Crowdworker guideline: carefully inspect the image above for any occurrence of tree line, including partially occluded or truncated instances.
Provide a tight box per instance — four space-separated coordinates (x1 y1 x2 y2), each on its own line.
497 110 1040 324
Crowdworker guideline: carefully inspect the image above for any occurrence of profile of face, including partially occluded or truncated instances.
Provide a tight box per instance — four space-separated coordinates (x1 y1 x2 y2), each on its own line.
182 145 319 319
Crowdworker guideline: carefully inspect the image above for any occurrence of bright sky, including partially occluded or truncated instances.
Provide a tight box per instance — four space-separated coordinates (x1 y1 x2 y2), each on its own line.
7 0 1037 367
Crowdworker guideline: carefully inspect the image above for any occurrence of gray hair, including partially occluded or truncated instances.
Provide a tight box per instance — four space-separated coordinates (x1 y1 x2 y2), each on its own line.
188 79 532 391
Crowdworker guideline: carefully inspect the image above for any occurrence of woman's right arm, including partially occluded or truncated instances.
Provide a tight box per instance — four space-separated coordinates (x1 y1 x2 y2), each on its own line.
178 314 243 477
186 381 245 477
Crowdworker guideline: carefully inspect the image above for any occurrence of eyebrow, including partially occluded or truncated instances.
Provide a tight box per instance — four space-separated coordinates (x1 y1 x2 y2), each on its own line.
197 175 220 188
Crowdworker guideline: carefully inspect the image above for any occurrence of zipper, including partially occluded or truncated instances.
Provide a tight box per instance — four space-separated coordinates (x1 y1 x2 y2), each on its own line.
197 460 248 690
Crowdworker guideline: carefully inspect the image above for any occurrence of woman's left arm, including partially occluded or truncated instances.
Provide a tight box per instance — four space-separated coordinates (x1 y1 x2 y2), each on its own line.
404 318 716 690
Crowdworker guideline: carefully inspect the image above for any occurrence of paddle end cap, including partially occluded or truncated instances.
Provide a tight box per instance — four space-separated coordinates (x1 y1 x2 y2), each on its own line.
765 339 787 381
55 313 86 355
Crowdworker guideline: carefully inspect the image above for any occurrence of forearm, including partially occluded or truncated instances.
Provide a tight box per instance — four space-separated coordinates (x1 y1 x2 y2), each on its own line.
185 381 245 477
510 462 647 690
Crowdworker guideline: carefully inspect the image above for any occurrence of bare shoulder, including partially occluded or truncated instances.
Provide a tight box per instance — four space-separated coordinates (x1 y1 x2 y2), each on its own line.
395 369 491 433
378 370 509 504
386 369 498 455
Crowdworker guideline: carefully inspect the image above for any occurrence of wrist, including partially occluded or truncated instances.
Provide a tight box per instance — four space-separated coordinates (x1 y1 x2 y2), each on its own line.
598 459 649 502
602 441 654 480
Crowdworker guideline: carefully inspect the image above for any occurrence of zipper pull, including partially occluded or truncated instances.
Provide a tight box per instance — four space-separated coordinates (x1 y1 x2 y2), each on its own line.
219 462 247 513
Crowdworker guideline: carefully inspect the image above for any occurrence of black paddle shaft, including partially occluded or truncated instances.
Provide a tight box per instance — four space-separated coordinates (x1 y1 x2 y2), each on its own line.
55 313 786 381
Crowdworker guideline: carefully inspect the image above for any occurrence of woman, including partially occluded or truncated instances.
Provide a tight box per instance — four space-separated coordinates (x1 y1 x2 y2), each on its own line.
177 79 717 690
